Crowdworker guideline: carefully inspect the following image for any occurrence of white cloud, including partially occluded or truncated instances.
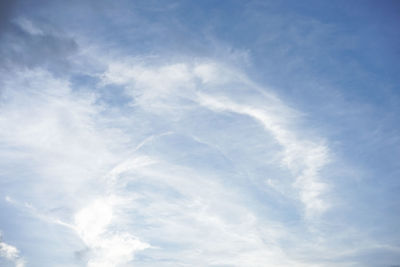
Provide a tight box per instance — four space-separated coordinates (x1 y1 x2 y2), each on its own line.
101 61 195 113
101 59 331 217
196 93 330 216
0 69 150 266
74 197 150 267
0 235 25 267
0 0 398 265
1 57 336 266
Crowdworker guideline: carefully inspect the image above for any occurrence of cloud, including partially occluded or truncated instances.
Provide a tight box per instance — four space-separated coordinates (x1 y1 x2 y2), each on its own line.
0 68 150 266
74 196 150 267
1 55 334 266
196 93 330 216
0 234 25 267
82 57 342 265
101 59 331 217
1 45 396 265
0 0 17 32
1 1 400 266
0 17 78 74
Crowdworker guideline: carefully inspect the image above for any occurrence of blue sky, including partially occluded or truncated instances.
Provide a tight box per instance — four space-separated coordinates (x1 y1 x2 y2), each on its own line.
0 0 400 266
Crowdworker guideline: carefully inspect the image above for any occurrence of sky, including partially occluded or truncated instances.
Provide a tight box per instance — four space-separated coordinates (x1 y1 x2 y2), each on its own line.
0 0 400 266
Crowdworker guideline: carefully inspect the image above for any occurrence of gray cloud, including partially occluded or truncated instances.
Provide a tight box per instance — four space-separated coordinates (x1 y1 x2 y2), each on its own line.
0 0 17 33
0 16 78 76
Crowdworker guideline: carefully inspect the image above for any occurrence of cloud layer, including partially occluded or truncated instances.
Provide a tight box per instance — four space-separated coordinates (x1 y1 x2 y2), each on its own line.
1 1 400 267
1 56 334 266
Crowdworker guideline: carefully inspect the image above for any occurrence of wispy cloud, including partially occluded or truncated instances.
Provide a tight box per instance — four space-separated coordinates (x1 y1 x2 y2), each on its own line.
1 56 334 266
101 59 331 217
0 68 152 266
1 1 400 266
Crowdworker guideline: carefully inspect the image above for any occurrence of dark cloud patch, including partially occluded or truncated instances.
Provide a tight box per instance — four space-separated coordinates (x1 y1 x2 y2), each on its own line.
74 247 90 264
0 0 79 76
327 246 400 267
0 0 17 33
0 21 78 75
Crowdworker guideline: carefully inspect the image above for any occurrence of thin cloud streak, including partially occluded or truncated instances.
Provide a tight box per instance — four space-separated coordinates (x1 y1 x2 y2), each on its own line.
196 93 330 216
102 59 331 217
